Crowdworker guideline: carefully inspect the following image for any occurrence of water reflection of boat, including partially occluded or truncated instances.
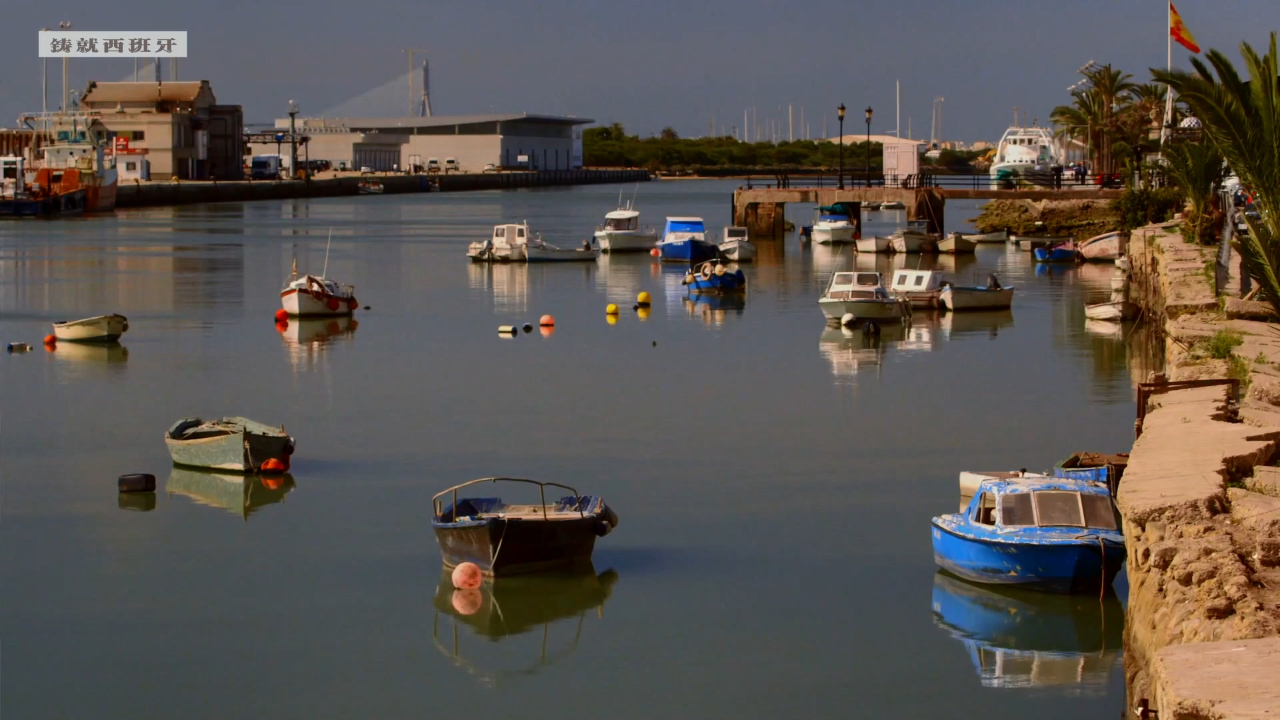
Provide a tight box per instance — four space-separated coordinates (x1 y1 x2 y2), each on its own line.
281 317 358 345
940 310 1015 340
165 467 296 519
467 262 529 314
432 566 618 685
818 324 901 380
682 293 745 325
51 340 129 363
931 571 1123 693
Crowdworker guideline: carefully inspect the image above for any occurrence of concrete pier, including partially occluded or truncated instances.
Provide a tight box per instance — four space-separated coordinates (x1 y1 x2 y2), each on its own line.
115 169 650 209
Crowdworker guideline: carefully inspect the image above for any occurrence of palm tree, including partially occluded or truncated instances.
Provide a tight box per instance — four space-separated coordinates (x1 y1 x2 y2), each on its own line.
1082 65 1136 175
1128 83 1169 132
1154 33 1280 311
1161 140 1226 243
1052 89 1105 169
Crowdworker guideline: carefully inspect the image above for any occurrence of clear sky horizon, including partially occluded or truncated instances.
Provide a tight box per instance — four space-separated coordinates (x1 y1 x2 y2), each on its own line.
0 1 1274 143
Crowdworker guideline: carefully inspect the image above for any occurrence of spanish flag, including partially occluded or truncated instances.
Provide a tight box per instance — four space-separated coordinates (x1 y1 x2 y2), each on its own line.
1170 2 1200 54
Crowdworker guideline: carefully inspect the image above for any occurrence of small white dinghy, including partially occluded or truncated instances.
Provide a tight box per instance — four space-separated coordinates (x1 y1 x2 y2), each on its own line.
856 235 892 254
939 275 1015 311
937 232 977 254
52 314 128 342
718 227 756 262
525 238 600 262
1084 300 1139 322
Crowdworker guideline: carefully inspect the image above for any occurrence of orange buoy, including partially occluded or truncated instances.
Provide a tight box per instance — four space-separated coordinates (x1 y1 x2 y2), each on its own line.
275 320 289 334
539 314 555 327
452 562 483 589
327 298 341 311
451 588 483 615
262 477 284 490
540 326 555 338
43 334 57 346
260 458 286 473
347 297 359 311
650 248 660 257
274 308 289 322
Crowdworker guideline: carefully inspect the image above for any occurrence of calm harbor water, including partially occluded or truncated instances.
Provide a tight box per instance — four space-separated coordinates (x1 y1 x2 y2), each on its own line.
1 181 1144 718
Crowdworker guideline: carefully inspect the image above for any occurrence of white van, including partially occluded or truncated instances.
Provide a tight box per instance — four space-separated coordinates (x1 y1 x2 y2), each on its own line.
426 158 441 174
444 158 459 173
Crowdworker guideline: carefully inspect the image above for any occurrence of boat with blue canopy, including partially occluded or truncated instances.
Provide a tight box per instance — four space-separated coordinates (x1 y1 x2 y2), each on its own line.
932 475 1126 594
810 204 859 244
657 216 718 262
683 260 746 294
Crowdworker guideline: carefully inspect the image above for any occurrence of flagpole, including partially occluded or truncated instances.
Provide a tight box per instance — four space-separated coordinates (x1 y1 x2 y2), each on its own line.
1161 1 1174 146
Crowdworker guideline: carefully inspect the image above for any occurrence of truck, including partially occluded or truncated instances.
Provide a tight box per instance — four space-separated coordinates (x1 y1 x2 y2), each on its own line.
249 154 289 180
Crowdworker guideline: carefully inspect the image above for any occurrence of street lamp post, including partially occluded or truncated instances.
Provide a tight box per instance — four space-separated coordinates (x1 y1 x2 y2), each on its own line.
865 106 873 187
837 104 846 190
288 100 299 180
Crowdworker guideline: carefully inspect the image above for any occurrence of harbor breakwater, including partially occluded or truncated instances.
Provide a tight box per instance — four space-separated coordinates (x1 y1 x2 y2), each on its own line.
1120 222 1280 718
115 169 651 209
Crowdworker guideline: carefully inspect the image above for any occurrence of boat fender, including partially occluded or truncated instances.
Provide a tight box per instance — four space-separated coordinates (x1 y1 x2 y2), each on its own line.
683 273 693 286
841 313 856 327
603 504 619 529
7 342 31 353
260 458 287 473
714 264 726 276
452 562 483 589
118 473 156 493
326 298 341 311
700 264 712 280
594 520 613 537
347 297 359 311
498 325 518 335
283 439 295 456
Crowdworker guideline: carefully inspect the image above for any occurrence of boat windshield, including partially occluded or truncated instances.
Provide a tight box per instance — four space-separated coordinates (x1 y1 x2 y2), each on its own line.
999 490 1118 530
726 228 747 239
605 217 637 230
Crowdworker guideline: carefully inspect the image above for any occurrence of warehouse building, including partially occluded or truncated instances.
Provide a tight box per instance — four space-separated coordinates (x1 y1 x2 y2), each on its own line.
251 114 590 173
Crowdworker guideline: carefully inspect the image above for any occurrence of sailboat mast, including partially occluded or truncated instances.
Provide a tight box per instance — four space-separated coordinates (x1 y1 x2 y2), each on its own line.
321 228 333 279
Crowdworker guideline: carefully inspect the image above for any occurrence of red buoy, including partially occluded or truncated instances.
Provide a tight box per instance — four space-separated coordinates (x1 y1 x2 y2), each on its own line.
539 314 555 327
452 562 483 589
260 458 286 473
275 320 289 334
347 297 359 311
43 334 57 347
274 308 289 322
327 298 341 311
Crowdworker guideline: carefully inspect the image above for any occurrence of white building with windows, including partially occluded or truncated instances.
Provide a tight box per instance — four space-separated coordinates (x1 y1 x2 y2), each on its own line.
251 113 591 173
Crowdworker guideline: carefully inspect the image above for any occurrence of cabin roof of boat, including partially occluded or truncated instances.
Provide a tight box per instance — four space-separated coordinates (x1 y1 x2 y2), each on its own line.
830 271 884 289
605 209 639 219
976 475 1111 496
890 269 945 292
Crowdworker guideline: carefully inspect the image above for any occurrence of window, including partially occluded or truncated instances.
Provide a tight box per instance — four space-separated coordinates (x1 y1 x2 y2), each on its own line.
1033 491 1085 527
972 492 996 526
517 228 525 238
125 162 137 171
1000 493 1034 526
895 273 907 286
1081 494 1119 530
855 274 879 286
832 273 854 285
913 275 925 287
495 228 505 238
131 131 145 141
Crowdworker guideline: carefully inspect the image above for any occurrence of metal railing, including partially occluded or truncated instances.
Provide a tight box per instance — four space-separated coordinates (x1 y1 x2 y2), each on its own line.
744 171 1132 191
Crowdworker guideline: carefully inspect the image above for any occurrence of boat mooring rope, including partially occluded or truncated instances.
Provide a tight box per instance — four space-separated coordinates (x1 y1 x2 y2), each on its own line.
489 517 510 573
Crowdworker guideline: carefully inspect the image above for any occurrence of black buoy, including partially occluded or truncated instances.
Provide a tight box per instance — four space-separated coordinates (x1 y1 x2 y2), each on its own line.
652 340 657 347
522 323 533 333
363 305 371 310
118 473 156 493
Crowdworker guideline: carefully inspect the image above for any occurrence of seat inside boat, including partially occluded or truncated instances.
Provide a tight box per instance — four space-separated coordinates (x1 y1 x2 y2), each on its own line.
438 495 600 523
167 418 234 440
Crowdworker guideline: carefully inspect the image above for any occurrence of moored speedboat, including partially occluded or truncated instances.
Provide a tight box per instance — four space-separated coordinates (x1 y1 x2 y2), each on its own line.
855 234 891 254
657 217 718 262
431 477 619 576
1078 231 1123 261
818 271 908 321
889 269 946 308
811 205 858 244
52 314 128 342
937 232 977 254
989 124 1064 189
684 260 746 294
469 222 533 263
718 226 756 262
939 275 1015 311
595 204 658 253
932 475 1126 593
164 417 295 474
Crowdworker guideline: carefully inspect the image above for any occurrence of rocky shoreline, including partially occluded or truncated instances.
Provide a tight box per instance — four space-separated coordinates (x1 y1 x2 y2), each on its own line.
970 198 1120 238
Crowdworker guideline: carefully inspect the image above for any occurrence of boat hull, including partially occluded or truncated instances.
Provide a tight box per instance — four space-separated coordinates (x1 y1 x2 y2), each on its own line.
1084 301 1139 321
1034 247 1080 263
891 232 935 253
941 286 1015 311
938 235 977 254
0 188 87 217
658 239 718 263
165 429 292 473
686 269 747 293
718 239 756 262
856 235 891 253
53 314 128 342
596 230 657 253
85 170 118 212
1079 232 1122 261
433 516 603 576
932 520 1126 593
819 298 906 320
281 288 356 317
526 246 600 262
812 225 856 244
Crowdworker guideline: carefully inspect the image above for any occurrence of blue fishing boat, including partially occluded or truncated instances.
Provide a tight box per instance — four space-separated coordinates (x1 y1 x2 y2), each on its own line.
683 260 746 294
932 475 1126 594
657 216 718 262
1033 241 1080 263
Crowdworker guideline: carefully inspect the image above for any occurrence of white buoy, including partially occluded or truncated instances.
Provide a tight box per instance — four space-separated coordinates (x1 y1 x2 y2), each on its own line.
841 312 856 327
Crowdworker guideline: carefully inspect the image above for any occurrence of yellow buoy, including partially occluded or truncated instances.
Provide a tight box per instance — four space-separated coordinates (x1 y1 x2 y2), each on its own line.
637 291 652 307
606 314 618 325
637 307 651 321
606 303 619 315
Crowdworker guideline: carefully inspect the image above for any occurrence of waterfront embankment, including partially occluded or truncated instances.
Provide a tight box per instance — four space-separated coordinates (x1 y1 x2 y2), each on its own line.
115 169 650 209
970 198 1120 238
1120 222 1280 718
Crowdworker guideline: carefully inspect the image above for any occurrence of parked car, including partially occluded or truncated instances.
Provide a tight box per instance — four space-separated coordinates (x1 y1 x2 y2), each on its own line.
482 163 498 173
445 158 459 173
426 158 441 174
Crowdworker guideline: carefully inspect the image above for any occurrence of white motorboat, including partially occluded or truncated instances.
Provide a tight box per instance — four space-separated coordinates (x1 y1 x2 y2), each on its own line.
989 124 1064 188
718 227 756 262
818 271 908 321
965 229 1010 243
594 203 658 253
468 222 533 262
889 231 936 253
357 180 384 195
811 208 857 244
281 232 357 316
880 200 906 210
937 233 977 254
856 235 892 254
939 275 1015 311
862 201 881 211
889 269 946 309
525 238 600 262
1084 300 1139 322
52 314 128 342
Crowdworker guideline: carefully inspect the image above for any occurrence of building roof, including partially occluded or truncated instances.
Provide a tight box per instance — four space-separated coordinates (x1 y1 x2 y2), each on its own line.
829 134 925 146
81 81 210 105
289 113 592 130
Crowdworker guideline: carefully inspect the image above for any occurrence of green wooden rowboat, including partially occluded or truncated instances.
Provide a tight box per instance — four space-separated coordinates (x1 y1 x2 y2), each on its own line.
164 417 294 473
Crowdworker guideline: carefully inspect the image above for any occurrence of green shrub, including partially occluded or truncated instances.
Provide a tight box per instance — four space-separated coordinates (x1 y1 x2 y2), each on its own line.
1112 187 1184 231
1206 329 1244 359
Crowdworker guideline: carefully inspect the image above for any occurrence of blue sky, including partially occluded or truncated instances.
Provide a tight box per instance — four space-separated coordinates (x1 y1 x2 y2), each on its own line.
0 0 1274 142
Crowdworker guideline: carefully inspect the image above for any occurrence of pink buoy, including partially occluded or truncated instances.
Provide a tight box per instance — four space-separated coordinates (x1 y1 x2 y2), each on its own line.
451 588 483 615
451 562 483 589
